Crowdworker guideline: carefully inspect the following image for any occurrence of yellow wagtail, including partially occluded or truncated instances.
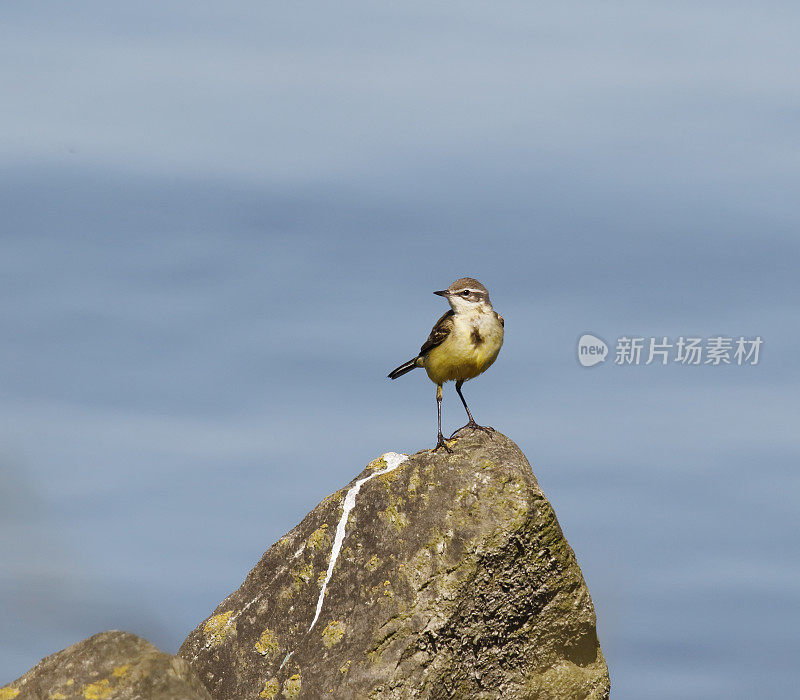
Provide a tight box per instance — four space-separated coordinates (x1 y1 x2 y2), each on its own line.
388 277 504 451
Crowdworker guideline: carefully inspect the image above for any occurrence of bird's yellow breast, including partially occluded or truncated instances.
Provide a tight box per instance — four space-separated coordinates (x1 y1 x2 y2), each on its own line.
423 311 503 384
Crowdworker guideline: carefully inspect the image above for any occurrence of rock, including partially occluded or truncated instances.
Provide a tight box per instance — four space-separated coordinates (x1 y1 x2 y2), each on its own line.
3 630 212 700
179 431 610 699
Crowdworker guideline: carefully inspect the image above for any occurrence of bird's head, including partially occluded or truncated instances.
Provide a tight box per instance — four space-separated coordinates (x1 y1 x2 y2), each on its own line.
434 277 493 313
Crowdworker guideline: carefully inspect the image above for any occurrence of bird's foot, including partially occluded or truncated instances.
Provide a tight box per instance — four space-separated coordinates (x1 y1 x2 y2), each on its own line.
450 421 495 439
432 434 453 453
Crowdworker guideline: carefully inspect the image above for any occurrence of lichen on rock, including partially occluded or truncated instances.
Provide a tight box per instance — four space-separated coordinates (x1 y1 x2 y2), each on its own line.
258 678 279 699
203 611 235 648
6 631 211 700
307 523 330 551
281 673 301 698
321 620 345 648
255 629 280 657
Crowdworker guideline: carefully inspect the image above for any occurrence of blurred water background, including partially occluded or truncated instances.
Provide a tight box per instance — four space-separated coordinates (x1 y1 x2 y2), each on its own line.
2 3 799 697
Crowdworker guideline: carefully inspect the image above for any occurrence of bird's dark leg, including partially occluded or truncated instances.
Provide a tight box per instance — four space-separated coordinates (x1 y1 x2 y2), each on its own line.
450 380 494 438
433 384 452 452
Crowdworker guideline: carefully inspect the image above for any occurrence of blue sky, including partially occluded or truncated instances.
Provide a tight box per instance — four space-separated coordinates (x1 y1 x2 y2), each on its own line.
2 3 799 697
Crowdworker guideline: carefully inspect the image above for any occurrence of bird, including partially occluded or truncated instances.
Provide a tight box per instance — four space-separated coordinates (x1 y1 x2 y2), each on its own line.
388 277 504 451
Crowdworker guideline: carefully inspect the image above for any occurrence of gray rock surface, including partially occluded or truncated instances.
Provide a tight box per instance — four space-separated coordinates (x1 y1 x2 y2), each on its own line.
3 630 211 700
179 431 610 699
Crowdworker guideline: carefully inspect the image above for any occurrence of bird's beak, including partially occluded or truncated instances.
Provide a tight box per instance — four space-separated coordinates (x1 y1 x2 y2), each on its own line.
433 290 449 297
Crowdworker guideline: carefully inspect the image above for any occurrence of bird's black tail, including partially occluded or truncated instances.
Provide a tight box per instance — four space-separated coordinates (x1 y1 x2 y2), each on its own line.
388 357 419 379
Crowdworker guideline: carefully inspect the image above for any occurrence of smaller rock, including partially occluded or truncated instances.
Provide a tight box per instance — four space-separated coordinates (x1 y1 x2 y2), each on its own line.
3 630 211 700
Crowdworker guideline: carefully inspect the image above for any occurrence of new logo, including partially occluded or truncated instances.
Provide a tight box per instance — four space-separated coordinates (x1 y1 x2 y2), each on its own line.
577 334 608 367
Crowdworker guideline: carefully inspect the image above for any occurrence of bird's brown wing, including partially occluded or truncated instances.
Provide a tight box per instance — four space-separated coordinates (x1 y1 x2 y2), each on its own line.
419 310 455 356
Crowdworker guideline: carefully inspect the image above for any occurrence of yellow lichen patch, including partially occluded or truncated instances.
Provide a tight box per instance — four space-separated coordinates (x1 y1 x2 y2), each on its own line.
365 554 382 572
291 562 314 591
383 580 393 598
379 494 407 531
339 660 351 674
320 490 344 507
203 610 235 648
378 468 400 487
254 628 279 657
282 673 302 698
82 679 112 699
66 680 74 687
259 678 280 699
408 467 421 495
112 664 130 678
307 523 330 551
321 620 345 648
0 688 20 700
367 456 387 471
50 693 67 700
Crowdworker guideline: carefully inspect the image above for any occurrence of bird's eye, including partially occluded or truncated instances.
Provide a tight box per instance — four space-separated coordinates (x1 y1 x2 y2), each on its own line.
461 290 470 297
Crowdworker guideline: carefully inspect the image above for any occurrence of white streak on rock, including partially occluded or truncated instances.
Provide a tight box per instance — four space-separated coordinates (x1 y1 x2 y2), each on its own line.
308 451 408 633
278 650 294 671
